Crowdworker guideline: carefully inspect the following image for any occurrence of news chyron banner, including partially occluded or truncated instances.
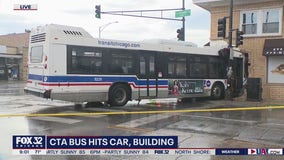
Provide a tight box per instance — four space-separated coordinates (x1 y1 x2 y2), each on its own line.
12 135 283 156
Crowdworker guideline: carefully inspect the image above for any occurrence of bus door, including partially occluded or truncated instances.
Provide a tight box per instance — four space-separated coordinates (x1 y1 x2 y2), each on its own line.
138 52 157 98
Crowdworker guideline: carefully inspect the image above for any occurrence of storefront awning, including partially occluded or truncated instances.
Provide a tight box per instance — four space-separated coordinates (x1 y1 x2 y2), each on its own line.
263 39 284 56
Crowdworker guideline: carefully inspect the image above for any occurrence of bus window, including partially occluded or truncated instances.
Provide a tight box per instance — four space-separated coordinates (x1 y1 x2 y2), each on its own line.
30 46 43 63
110 53 134 74
208 57 226 79
189 56 207 78
168 56 186 77
139 56 146 74
149 56 155 74
68 46 102 74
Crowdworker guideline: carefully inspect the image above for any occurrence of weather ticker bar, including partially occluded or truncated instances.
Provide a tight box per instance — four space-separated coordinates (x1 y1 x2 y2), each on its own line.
12 135 283 156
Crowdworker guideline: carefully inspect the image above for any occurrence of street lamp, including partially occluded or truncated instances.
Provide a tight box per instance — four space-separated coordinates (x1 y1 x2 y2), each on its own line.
99 21 118 39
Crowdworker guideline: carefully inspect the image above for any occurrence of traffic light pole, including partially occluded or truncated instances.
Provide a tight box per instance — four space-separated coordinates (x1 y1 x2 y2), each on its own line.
228 0 233 48
227 0 234 99
182 0 185 41
101 8 183 21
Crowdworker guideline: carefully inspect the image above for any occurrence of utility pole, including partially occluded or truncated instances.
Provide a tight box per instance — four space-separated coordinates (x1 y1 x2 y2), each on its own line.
228 0 233 48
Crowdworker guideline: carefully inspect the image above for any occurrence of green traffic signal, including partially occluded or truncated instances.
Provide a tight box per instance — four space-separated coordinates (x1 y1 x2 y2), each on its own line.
95 5 101 19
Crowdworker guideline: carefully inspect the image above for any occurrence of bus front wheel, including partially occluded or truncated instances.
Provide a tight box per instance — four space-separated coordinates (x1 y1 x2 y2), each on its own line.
211 83 224 100
109 84 130 106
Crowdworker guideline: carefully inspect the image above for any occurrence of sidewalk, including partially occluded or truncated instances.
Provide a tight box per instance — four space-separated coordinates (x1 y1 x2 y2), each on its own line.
233 91 284 106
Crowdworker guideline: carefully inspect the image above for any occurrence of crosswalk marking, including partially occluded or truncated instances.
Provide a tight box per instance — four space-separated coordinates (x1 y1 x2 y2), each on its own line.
29 116 82 124
116 113 174 128
108 125 152 133
84 107 121 112
60 111 107 118
28 109 175 127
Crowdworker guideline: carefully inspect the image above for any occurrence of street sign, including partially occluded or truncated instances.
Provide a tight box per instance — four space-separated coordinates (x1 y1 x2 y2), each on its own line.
175 9 191 18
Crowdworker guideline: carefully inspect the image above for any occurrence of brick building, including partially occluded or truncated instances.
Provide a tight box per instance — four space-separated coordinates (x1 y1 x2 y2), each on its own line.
193 0 284 101
0 32 30 80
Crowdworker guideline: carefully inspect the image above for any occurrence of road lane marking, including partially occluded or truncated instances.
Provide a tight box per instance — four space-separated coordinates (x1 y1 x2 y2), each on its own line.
83 107 121 112
0 105 284 117
29 116 82 124
60 111 106 118
108 126 152 133
181 114 258 125
116 114 174 128
109 113 176 133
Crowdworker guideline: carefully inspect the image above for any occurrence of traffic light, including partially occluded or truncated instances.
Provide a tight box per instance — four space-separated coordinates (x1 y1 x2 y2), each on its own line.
217 17 226 38
236 29 244 47
177 28 184 41
95 5 101 19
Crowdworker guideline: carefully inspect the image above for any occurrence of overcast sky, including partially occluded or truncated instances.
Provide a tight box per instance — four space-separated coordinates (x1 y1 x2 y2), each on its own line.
0 0 210 46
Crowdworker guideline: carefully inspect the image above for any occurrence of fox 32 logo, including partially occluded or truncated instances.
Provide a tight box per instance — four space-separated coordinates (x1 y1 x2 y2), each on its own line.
13 135 45 149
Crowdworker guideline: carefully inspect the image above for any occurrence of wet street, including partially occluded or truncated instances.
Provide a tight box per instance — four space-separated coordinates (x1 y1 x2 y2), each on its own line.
0 81 284 160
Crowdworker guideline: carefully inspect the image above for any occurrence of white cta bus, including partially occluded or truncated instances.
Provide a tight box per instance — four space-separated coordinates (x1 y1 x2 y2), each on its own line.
25 24 248 106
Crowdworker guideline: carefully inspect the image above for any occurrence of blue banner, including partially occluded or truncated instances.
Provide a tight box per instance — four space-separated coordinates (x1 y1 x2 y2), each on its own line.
215 148 248 155
47 136 178 149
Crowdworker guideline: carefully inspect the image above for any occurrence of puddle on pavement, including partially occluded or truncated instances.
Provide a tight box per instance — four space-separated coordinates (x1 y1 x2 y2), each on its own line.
0 117 30 160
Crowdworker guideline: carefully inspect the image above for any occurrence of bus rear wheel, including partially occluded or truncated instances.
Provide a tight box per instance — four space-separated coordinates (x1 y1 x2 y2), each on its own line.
211 83 224 100
109 84 130 106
